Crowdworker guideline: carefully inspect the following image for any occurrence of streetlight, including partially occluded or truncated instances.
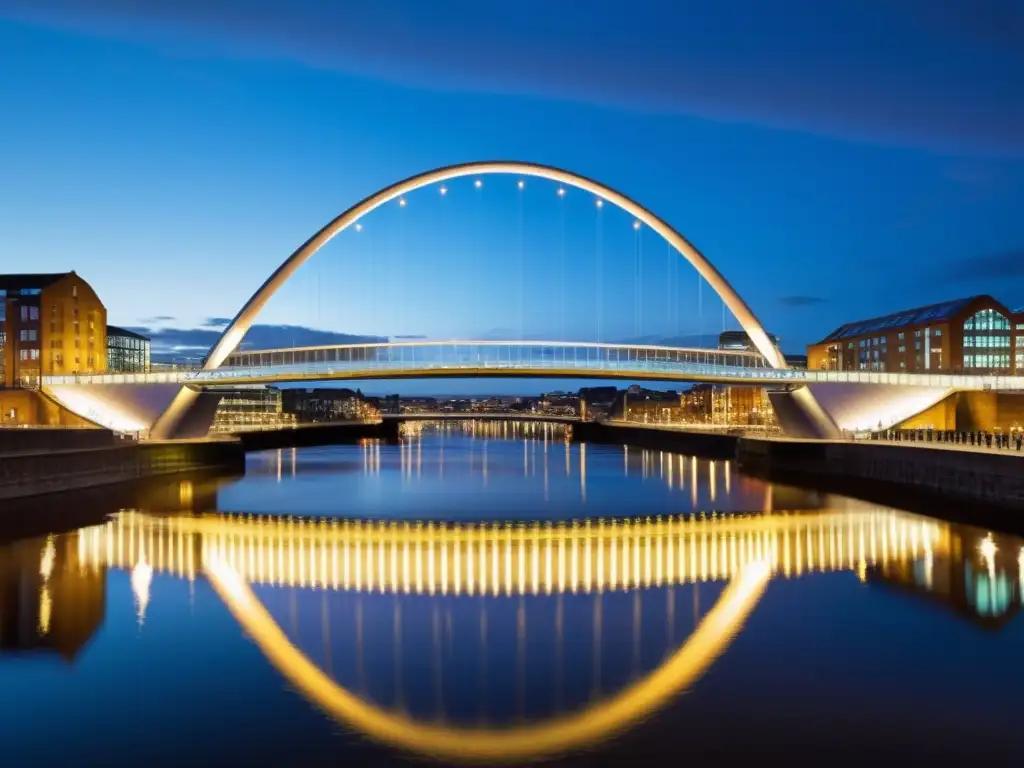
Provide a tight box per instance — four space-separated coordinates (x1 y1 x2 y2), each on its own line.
517 179 525 190
595 198 603 208
439 185 448 196
474 179 483 189
557 187 566 197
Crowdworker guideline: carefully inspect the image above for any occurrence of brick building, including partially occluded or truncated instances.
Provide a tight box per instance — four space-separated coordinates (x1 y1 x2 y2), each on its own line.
0 272 107 389
808 295 1024 375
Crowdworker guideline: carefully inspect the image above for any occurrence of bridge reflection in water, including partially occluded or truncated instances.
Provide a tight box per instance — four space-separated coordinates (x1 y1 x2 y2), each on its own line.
19 507 1007 761
5 508 1020 763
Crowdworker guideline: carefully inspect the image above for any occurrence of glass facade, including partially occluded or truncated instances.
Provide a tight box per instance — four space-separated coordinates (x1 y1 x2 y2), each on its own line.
106 326 150 373
962 309 1011 372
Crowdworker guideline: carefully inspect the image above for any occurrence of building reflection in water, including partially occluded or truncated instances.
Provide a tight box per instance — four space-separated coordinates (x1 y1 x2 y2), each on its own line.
0 531 106 662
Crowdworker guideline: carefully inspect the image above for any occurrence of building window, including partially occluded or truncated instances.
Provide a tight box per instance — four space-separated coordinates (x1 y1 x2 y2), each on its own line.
965 309 1010 331
18 329 37 342
963 309 1012 369
898 345 906 353
933 329 942 337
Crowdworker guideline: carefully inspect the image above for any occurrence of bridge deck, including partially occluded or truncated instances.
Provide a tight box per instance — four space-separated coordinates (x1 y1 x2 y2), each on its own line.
41 337 1024 392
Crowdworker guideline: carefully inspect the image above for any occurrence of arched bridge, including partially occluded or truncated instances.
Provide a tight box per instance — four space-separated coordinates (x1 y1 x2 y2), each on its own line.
36 161 1024 439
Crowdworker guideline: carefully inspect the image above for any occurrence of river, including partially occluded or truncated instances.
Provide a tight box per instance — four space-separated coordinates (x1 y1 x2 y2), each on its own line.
1 420 1022 765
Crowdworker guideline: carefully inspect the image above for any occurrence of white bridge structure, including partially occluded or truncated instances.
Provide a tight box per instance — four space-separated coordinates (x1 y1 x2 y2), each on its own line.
36 161 1024 439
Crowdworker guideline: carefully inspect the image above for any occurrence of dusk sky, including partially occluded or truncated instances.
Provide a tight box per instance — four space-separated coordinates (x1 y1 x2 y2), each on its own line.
3 1 1024 367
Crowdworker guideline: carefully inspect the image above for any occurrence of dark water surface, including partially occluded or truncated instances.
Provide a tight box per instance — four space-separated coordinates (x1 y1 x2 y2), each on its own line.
2 421 1023 766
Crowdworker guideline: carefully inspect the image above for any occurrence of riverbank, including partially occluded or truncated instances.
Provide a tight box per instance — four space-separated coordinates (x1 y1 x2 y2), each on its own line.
573 421 1024 523
735 436 1024 521
572 421 738 458
0 439 245 501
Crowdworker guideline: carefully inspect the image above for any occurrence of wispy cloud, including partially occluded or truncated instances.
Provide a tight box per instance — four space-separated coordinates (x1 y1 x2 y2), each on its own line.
4 0 1024 153
203 317 232 328
125 323 387 362
138 315 176 324
778 295 827 307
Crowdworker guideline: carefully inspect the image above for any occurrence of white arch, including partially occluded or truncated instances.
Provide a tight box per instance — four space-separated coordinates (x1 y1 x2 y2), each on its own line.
152 161 835 439
204 161 786 371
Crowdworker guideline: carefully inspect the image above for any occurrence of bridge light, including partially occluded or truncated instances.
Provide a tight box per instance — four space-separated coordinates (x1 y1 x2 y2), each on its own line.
633 220 641 231
595 199 603 208
557 187 566 197
399 197 407 207
439 185 448 196
517 180 525 190
474 179 483 189
354 222 363 232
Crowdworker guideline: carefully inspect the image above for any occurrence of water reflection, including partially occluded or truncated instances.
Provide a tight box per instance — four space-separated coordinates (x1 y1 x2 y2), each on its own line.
3 424 1024 764
238 420 798 519
2 506 1021 762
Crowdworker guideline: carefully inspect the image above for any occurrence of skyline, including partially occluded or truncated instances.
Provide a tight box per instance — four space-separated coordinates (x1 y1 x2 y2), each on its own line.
2 1 1023 364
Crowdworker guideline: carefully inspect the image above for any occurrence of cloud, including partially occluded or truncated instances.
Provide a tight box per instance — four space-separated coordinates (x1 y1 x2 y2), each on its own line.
138 315 175 324
945 249 1024 281
778 295 827 307
5 0 1024 153
125 323 388 362
203 317 232 328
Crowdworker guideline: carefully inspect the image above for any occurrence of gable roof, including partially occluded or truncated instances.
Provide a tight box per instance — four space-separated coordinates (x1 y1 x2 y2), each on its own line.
819 296 985 342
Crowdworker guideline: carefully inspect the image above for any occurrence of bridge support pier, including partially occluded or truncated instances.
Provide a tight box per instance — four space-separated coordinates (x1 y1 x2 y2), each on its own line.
768 387 842 439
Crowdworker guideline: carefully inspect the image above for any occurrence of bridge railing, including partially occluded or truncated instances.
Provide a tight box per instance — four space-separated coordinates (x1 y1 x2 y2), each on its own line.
38 340 1024 391
222 341 771 371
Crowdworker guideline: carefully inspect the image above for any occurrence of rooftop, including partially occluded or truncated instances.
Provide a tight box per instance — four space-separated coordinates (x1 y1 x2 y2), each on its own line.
818 295 993 343
0 272 72 292
107 325 150 341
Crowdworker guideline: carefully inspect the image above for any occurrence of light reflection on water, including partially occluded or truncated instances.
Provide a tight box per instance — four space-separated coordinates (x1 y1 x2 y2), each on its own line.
1 422 1024 766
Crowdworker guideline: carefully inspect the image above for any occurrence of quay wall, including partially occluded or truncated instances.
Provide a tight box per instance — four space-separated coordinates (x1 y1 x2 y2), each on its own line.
0 439 245 501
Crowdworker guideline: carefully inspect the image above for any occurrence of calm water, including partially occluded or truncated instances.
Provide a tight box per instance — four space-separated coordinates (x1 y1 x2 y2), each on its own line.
2 420 1023 766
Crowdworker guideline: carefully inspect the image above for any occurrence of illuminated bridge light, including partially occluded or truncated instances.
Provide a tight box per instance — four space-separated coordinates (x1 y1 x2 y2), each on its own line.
72 510 946 598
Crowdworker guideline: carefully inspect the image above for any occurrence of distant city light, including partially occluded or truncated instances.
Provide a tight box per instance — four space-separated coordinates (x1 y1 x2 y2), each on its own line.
474 179 483 189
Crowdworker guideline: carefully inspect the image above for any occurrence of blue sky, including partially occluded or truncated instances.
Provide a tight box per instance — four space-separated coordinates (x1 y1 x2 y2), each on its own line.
2 0 1024 366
